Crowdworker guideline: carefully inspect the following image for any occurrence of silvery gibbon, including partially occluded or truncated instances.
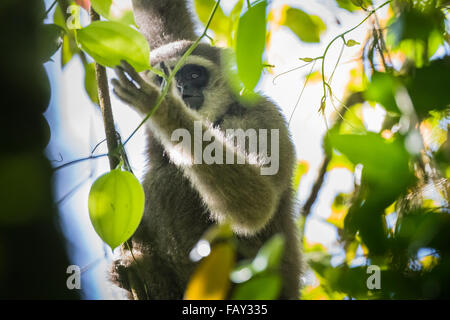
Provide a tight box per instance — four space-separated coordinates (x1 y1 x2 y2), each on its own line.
110 0 302 300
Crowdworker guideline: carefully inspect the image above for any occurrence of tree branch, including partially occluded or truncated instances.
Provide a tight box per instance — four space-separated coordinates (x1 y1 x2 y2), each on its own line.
89 8 120 170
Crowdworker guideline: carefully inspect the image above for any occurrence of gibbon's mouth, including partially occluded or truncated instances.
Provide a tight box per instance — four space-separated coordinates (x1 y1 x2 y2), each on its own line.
182 95 204 110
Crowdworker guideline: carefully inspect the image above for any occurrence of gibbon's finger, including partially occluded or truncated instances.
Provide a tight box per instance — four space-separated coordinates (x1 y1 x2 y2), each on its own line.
111 79 141 102
112 88 134 106
114 66 138 90
112 74 142 99
120 60 158 95
120 60 146 86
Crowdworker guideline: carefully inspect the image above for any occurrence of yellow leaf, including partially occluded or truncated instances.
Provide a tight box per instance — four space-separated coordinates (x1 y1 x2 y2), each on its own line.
327 151 355 172
421 255 439 271
292 160 309 192
306 70 322 83
184 242 235 300
345 241 359 264
301 284 329 300
326 205 347 229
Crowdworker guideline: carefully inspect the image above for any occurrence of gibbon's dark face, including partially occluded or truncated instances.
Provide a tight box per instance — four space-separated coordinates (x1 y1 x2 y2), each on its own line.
175 64 209 110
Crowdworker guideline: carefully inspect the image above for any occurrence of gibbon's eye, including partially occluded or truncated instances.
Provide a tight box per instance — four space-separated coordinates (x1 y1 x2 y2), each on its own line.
176 64 209 88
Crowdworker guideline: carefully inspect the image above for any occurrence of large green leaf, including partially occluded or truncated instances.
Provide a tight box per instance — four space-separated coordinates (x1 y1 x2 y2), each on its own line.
406 56 450 118
282 7 326 43
327 132 413 194
388 7 445 46
328 131 415 254
364 72 400 114
227 0 244 47
88 169 145 249
235 0 267 91
366 57 450 118
77 21 150 71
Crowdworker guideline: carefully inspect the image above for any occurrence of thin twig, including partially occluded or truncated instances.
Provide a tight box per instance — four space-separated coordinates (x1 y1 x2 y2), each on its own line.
53 153 108 171
320 1 392 106
288 60 316 126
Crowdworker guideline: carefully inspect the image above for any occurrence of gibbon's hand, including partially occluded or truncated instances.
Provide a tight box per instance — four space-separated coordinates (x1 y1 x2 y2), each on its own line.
112 60 160 115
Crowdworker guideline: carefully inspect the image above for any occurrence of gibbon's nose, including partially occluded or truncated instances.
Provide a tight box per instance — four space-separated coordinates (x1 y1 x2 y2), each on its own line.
181 84 199 97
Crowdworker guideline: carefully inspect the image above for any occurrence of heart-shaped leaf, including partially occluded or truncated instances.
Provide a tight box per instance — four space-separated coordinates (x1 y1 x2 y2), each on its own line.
88 169 145 250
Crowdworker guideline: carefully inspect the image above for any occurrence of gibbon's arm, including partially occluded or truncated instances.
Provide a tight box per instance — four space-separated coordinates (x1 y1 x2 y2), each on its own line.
132 0 197 50
112 62 294 236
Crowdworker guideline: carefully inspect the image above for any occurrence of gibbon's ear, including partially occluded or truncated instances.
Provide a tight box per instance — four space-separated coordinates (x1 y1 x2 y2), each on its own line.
132 0 197 50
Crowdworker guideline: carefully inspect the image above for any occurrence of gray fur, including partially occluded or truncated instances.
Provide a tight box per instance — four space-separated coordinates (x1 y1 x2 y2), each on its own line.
132 0 197 50
110 0 302 300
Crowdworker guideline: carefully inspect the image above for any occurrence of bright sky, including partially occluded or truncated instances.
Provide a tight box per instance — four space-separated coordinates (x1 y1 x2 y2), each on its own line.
44 0 388 299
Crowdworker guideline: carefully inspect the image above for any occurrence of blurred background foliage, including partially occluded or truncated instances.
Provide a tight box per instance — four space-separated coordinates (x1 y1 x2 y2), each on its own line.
190 0 450 299
1 0 448 299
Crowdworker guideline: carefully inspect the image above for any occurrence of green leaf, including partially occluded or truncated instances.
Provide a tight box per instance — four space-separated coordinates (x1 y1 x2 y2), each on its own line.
235 0 267 91
335 0 360 12
387 7 445 47
350 0 372 8
395 208 450 254
84 62 99 105
91 0 136 26
227 0 244 47
194 0 229 37
91 0 113 20
406 56 450 118
77 21 150 71
338 103 365 134
327 193 352 229
53 3 67 30
61 34 79 68
39 24 65 62
327 150 355 172
231 273 282 300
345 39 360 47
252 234 285 273
88 169 145 249
293 160 309 192
327 132 413 194
230 234 285 286
364 72 400 114
282 7 326 43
